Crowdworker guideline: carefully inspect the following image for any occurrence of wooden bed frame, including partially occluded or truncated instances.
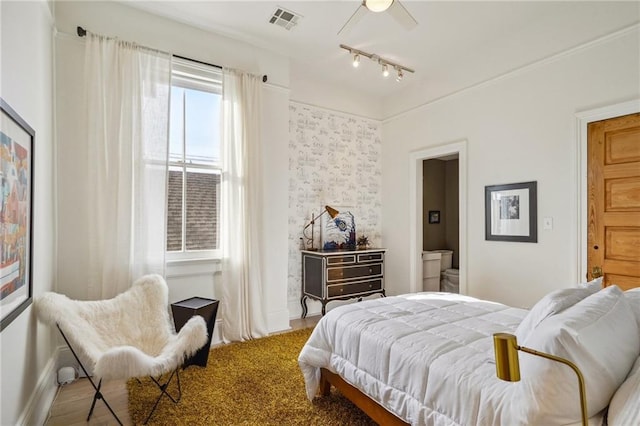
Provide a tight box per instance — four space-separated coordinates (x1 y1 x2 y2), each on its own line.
319 368 409 426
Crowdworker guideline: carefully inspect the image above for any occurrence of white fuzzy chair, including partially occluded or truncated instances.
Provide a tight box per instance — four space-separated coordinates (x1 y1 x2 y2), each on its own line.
37 274 208 424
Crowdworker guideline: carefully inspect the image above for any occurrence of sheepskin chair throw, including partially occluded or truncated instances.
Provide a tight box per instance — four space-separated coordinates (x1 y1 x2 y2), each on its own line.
36 274 208 381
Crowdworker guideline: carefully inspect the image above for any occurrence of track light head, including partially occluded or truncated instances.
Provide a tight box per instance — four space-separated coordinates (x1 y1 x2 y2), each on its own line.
396 67 404 81
382 63 389 77
353 53 360 68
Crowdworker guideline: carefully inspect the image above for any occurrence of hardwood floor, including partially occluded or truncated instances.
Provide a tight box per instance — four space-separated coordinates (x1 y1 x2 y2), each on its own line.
45 316 321 425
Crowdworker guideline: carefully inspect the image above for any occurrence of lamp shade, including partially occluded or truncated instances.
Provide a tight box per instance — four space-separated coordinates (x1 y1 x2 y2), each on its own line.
365 0 394 12
493 333 521 382
325 205 339 219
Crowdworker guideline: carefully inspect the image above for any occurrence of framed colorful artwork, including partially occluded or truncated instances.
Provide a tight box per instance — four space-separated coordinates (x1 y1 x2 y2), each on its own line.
321 206 356 250
1 98 35 331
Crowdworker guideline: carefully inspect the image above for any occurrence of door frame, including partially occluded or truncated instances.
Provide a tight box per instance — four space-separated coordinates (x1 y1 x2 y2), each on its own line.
575 99 640 283
409 140 468 294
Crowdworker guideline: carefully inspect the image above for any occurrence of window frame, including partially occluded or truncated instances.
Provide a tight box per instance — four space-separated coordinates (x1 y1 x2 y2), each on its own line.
166 57 222 262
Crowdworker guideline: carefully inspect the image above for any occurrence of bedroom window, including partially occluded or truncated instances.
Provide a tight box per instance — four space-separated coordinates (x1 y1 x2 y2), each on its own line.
166 58 222 259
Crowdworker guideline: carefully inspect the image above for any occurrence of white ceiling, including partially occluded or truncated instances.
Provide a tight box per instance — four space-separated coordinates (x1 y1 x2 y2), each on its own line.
124 1 639 101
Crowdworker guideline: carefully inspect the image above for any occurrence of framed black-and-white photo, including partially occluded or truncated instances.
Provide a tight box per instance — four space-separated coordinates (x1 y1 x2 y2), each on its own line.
428 210 440 224
485 181 537 243
1 98 35 331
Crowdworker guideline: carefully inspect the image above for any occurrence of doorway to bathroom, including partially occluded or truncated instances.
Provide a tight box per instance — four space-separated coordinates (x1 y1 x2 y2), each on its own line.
422 155 459 293
408 140 467 295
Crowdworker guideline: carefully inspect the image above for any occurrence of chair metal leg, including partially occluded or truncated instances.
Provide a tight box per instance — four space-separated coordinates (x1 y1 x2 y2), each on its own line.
144 369 182 424
86 379 101 420
56 324 123 426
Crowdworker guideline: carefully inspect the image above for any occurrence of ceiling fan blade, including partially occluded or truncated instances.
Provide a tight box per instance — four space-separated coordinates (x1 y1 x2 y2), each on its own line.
338 3 368 35
387 0 418 30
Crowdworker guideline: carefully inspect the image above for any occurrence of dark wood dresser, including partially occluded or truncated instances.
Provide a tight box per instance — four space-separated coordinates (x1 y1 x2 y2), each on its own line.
301 249 386 317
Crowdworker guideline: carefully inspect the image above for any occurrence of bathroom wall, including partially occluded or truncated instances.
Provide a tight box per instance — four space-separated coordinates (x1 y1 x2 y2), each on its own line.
423 158 459 266
422 159 446 250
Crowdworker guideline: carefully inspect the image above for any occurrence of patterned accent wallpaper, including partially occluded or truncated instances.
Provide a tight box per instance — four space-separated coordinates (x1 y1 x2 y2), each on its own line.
287 102 383 303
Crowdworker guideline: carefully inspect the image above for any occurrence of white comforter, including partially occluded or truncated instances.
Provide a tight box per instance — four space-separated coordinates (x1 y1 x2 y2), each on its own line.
298 292 530 426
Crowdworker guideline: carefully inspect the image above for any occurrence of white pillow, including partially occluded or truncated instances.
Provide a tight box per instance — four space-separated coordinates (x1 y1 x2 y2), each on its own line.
624 288 640 328
608 356 640 426
515 287 598 343
516 286 640 424
577 276 603 292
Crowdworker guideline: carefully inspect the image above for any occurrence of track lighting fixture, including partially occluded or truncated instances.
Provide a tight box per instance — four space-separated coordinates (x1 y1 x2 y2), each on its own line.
340 44 414 81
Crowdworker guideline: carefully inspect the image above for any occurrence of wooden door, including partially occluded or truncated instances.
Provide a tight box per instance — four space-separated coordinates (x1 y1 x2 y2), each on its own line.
587 113 640 290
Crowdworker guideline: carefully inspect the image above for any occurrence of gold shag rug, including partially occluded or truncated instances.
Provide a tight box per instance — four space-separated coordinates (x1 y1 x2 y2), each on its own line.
127 328 376 425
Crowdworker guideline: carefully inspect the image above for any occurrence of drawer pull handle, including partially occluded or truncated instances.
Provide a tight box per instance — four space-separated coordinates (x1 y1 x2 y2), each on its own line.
369 268 373 273
340 288 344 292
369 284 372 289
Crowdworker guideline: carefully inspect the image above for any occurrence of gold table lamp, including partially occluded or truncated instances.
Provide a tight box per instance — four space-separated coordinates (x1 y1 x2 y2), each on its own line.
302 205 339 250
493 333 588 426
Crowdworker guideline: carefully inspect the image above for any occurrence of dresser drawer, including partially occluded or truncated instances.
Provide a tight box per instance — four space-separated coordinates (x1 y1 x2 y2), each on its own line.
357 252 383 262
327 263 382 282
328 279 383 298
326 255 356 265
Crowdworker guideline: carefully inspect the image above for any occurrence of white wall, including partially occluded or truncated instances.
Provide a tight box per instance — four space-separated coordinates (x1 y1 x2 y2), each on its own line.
381 28 640 308
0 1 57 424
54 1 290 333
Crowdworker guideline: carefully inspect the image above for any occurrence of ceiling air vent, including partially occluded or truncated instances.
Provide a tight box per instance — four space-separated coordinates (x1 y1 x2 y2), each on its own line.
268 7 302 31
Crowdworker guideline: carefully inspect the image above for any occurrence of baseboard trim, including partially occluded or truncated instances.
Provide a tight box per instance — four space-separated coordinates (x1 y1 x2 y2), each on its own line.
17 346 60 426
288 298 321 319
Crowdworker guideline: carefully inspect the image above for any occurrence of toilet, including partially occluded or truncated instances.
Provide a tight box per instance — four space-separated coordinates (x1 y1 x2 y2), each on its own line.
441 268 459 293
423 250 453 292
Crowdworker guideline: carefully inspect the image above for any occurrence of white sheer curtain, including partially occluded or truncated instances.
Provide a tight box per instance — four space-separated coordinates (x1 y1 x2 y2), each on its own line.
84 33 171 299
220 68 268 342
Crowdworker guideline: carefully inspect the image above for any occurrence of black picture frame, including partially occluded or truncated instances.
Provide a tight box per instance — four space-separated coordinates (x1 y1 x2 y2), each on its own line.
428 210 440 224
1 98 35 331
485 181 537 243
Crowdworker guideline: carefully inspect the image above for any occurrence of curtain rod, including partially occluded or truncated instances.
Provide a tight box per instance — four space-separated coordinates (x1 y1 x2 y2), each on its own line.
76 26 268 83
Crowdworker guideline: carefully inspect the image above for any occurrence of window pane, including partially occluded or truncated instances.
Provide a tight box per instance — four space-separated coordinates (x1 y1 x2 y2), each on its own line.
167 58 221 256
169 87 185 162
166 168 183 252
185 169 220 250
185 89 221 166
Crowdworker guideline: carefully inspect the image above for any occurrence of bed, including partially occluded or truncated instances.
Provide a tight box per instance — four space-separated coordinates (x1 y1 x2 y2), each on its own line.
298 286 640 426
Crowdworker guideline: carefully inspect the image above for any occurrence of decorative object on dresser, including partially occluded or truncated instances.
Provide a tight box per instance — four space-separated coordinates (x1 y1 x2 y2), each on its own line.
357 235 370 250
302 205 339 251
300 249 386 317
321 206 356 250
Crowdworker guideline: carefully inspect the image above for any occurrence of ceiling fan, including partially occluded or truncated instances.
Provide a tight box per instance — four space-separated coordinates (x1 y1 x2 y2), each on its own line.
338 0 418 35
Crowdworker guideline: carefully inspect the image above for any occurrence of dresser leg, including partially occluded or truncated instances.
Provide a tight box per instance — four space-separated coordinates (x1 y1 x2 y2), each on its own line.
321 301 327 316
300 296 308 319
